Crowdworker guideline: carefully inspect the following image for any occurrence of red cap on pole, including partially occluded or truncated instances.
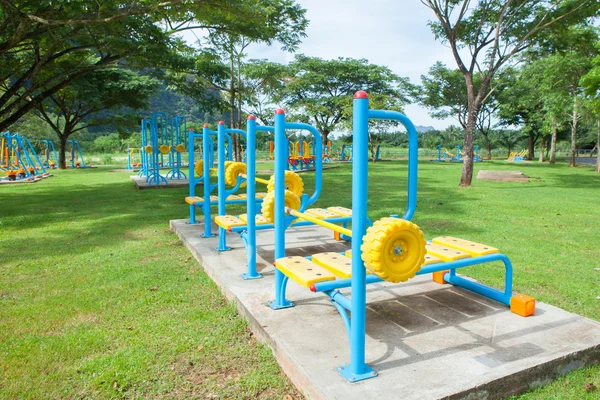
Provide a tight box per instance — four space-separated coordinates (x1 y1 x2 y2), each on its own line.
275 108 285 114
218 120 224 125
354 90 368 99
203 124 209 128
247 115 256 120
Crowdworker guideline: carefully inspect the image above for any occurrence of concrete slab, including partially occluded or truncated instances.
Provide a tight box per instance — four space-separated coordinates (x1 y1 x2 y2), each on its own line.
477 170 529 182
130 175 188 189
171 219 600 400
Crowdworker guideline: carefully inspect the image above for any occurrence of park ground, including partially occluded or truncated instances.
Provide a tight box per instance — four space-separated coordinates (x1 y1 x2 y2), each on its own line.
1 159 599 399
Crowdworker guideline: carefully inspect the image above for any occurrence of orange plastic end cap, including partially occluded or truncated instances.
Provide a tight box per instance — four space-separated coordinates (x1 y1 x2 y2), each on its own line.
510 294 535 317
354 90 368 99
333 231 342 241
432 270 449 284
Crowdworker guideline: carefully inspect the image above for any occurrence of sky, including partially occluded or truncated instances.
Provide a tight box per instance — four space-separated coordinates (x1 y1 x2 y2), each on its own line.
184 0 459 130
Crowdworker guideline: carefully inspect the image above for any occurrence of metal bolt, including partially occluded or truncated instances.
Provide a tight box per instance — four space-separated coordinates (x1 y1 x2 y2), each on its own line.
393 246 403 256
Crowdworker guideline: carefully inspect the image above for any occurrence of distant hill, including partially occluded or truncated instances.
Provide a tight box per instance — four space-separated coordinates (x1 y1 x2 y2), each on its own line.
416 125 436 132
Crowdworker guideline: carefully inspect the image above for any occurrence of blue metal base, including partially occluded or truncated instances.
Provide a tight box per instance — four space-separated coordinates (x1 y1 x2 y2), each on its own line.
268 300 295 310
336 364 378 383
201 233 215 238
241 272 263 280
214 246 232 252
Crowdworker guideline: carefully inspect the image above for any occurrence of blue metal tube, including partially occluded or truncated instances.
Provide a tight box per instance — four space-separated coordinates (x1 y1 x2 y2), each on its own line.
368 109 419 221
270 109 293 309
216 122 232 251
188 129 196 224
202 125 215 238
242 116 261 279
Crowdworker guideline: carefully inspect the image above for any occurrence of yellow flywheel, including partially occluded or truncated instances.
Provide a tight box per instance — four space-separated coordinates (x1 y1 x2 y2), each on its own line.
144 145 153 154
194 160 213 176
158 144 170 155
267 170 304 198
360 217 426 283
174 144 185 153
225 162 247 187
261 190 301 224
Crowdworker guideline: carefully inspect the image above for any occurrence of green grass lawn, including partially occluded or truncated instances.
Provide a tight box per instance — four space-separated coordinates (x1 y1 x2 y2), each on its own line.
1 160 599 399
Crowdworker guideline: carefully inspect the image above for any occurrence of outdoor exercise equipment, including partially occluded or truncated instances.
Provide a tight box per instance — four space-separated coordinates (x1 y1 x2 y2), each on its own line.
166 116 187 179
40 140 58 169
1 132 48 181
126 146 141 170
508 150 527 162
374 144 381 161
213 114 353 280
339 144 352 161
268 91 535 383
288 139 316 171
66 139 89 168
474 145 482 162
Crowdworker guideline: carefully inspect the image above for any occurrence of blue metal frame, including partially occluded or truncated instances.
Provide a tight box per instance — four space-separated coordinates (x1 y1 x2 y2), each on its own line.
67 139 88 168
40 140 58 169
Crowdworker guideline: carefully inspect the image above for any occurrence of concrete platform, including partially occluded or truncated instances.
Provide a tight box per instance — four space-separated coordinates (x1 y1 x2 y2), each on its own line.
171 219 600 400
477 170 529 182
130 175 188 189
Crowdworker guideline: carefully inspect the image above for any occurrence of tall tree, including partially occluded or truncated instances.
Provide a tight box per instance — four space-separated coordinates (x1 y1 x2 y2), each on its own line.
277 55 412 145
35 69 159 168
0 0 308 133
421 0 599 186
581 43 600 172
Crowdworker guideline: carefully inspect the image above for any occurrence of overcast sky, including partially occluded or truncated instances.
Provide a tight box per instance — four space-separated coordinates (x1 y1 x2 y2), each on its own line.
185 0 459 130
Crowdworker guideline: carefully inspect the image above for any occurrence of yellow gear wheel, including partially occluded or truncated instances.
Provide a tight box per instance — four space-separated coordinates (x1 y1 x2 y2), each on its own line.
158 144 170 155
360 217 426 283
144 145 153 154
225 162 247 187
174 144 185 153
261 190 301 224
194 160 213 177
267 170 304 198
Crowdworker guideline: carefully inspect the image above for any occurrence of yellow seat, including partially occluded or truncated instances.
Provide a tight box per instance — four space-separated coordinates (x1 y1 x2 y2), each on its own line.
239 214 269 225
327 206 352 217
275 256 336 287
185 195 217 205
215 215 245 229
312 252 370 278
423 253 443 265
226 195 243 200
305 208 341 219
431 236 498 256
426 242 471 262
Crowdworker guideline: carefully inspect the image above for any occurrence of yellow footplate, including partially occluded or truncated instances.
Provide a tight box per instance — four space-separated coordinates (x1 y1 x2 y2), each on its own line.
215 215 245 229
424 253 443 265
237 192 268 200
185 195 218 205
239 214 269 225
312 252 370 278
426 242 471 262
327 206 352 217
431 236 498 256
275 256 335 287
305 208 341 219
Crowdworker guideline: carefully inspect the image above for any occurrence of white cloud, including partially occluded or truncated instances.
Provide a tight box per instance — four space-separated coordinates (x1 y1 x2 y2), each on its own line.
183 0 462 130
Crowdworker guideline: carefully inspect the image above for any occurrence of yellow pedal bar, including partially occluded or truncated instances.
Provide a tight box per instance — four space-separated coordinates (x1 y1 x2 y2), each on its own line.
286 208 352 237
327 206 352 217
275 256 336 287
240 174 270 185
431 236 498 257
239 213 269 225
215 215 245 229
426 242 471 262
305 208 341 219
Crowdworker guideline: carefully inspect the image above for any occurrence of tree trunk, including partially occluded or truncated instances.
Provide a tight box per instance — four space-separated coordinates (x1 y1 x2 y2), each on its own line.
538 136 544 162
569 94 578 168
527 133 535 160
228 53 241 162
507 147 511 158
484 133 492 160
58 135 68 169
596 114 600 173
549 116 557 164
322 130 329 147
459 108 477 187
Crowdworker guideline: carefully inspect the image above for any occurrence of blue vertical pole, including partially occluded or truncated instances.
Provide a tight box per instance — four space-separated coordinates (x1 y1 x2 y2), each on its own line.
338 90 377 382
269 109 293 309
216 121 231 251
188 129 196 224
242 115 261 279
202 124 214 238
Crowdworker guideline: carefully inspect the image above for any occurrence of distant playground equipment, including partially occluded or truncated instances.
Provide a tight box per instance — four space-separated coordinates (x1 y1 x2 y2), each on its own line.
138 112 188 185
507 150 528 162
66 139 90 168
474 145 482 162
432 145 463 162
264 92 534 382
1 132 50 182
339 144 352 161
126 146 142 170
40 139 58 169
288 139 316 171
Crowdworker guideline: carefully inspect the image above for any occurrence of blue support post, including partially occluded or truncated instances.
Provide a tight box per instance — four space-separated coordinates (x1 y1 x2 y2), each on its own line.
202 124 215 238
188 129 197 224
215 121 231 251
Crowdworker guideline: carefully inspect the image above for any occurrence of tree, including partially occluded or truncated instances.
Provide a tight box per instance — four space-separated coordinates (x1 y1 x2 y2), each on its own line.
35 69 160 168
493 130 525 157
581 43 600 172
277 55 412 145
421 0 599 186
0 0 308 133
